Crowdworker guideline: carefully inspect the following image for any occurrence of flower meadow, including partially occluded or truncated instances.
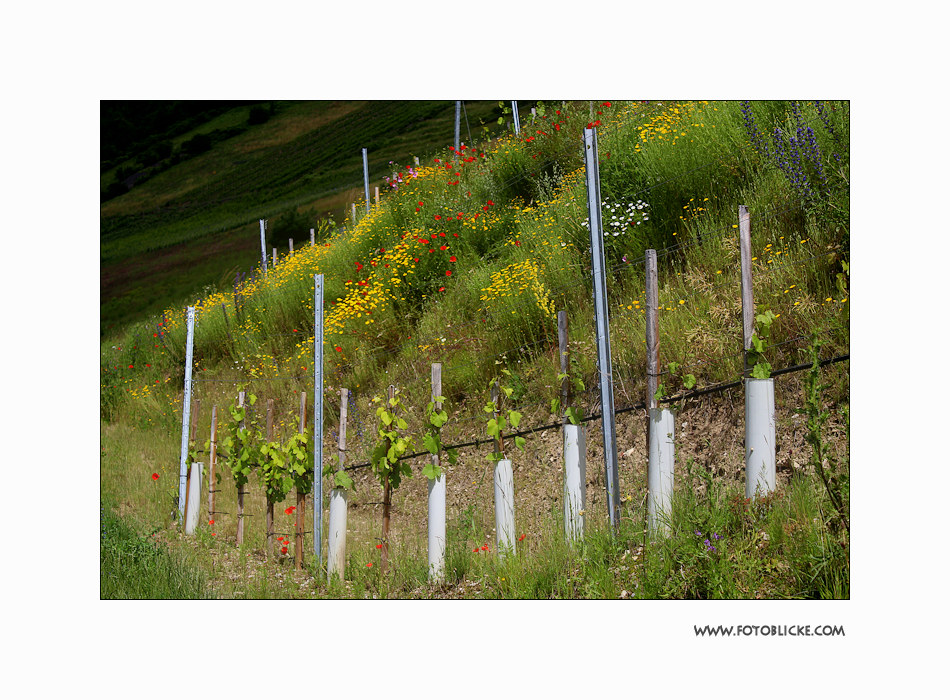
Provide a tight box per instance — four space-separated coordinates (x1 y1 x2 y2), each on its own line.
101 100 849 599
103 99 849 432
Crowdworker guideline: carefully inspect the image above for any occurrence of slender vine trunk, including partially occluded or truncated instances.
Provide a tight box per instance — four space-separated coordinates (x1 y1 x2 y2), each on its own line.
294 490 305 569
236 489 245 545
266 499 275 558
382 481 392 574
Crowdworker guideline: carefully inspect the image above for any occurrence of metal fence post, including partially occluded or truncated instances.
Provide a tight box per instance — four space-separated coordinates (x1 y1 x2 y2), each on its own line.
511 100 520 135
362 148 370 213
177 306 196 521
313 274 324 568
583 127 621 531
259 219 268 275
455 101 461 158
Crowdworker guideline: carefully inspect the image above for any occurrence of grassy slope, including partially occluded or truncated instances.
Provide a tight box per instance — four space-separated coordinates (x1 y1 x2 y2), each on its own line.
101 100 503 331
100 99 850 599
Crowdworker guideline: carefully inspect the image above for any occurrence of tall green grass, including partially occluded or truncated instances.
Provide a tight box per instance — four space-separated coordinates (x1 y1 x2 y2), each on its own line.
100 502 210 599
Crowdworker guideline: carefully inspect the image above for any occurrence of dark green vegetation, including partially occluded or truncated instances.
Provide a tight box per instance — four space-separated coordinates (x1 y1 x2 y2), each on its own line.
101 100 505 331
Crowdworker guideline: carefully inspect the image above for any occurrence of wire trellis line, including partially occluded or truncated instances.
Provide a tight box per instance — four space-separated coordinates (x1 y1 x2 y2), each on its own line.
336 353 849 472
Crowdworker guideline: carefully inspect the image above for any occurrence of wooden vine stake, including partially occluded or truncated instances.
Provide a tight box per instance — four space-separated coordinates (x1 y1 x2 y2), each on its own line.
208 406 218 519
236 391 246 546
491 380 516 558
645 250 674 536
559 311 586 543
381 385 395 574
265 398 275 559
327 389 349 580
738 205 755 374
295 391 307 570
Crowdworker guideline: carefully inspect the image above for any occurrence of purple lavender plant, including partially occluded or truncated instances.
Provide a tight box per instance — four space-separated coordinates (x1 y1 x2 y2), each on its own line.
743 100 833 206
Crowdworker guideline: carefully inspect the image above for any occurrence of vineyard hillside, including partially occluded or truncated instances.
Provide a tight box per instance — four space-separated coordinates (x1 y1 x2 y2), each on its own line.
100 99 850 600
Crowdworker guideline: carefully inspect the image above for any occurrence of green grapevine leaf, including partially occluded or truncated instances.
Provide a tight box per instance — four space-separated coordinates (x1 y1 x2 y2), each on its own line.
333 470 354 490
423 433 440 454
565 406 583 426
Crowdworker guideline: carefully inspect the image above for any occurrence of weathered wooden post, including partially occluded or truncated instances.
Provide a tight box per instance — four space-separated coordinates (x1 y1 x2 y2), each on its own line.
739 205 776 498
559 311 586 542
208 406 219 520
236 390 247 546
295 392 307 570
265 398 275 558
328 388 349 580
646 250 674 536
492 381 516 558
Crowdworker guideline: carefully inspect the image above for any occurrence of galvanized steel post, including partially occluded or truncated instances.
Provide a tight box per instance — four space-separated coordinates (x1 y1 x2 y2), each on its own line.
583 127 621 531
511 100 520 135
454 101 461 158
362 148 370 213
313 274 324 568
259 219 267 274
177 306 196 521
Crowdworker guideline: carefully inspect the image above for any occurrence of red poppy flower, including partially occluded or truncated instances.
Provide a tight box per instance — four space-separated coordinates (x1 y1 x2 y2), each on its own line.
151 473 160 480
367 562 374 568
128 364 133 369
376 543 382 549
356 262 363 271
440 245 448 251
418 201 424 206
439 287 445 292
439 232 445 237
602 101 611 107
449 256 456 262
473 547 479 553
481 544 489 551
285 506 296 515
518 534 526 542
445 270 452 276
335 346 342 352
281 547 288 555
209 519 215 525
434 215 442 220
487 200 494 206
